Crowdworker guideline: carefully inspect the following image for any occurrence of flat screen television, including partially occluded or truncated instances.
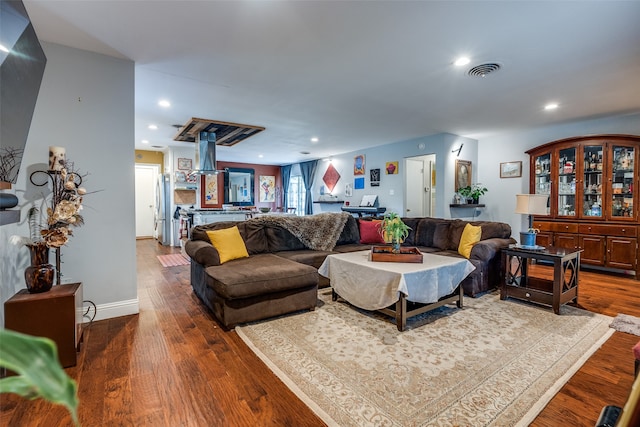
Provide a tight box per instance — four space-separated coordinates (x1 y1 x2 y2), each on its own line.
0 0 47 185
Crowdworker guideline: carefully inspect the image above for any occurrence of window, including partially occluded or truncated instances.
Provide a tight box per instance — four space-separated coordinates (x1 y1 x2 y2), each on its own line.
287 174 305 215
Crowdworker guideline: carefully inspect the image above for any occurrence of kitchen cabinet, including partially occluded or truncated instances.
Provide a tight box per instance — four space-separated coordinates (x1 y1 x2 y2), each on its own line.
527 135 640 277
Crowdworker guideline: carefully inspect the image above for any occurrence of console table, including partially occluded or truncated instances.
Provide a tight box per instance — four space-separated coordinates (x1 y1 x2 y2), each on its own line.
4 283 84 367
501 246 581 314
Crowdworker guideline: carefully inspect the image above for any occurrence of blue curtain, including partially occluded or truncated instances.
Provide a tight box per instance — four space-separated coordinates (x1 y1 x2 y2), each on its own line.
280 164 292 210
299 160 318 215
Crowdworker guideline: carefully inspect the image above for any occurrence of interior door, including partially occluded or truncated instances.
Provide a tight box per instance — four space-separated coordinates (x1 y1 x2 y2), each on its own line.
135 164 159 238
404 155 435 217
405 158 424 217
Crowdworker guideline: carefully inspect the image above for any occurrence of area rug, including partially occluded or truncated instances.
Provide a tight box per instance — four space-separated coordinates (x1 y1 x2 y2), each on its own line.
610 313 640 336
236 289 613 427
156 253 190 267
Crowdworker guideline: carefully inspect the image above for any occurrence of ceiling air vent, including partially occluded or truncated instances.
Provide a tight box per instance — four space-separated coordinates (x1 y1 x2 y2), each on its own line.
467 63 501 77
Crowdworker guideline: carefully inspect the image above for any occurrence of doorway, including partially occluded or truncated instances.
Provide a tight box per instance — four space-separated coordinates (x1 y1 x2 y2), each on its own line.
135 164 160 238
404 154 436 217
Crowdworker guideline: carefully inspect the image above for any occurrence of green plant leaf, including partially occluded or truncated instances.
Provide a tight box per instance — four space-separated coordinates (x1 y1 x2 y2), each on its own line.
0 329 79 425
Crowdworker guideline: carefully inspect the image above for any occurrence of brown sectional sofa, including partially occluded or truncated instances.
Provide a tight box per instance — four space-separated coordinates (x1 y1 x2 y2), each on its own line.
185 214 515 328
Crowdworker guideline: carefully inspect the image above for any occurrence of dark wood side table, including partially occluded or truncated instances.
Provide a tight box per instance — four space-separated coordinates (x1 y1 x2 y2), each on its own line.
501 246 581 314
4 283 83 368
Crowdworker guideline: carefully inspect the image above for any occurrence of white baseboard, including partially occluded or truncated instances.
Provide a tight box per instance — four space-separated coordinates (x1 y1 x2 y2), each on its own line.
83 298 139 322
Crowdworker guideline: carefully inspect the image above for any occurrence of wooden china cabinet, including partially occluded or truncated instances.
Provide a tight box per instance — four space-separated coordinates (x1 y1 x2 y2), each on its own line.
526 134 640 277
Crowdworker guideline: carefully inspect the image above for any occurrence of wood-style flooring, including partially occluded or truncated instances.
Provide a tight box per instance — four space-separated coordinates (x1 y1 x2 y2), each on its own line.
1 239 638 426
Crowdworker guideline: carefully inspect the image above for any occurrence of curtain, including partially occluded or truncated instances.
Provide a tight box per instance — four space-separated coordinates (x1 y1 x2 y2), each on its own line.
280 164 292 210
299 160 318 215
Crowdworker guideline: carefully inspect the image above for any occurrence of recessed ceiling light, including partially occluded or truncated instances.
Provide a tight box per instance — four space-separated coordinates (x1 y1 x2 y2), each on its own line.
544 103 559 110
148 124 158 130
141 139 149 144
454 57 470 66
258 154 264 158
0 44 9 53
158 99 171 108
310 137 319 143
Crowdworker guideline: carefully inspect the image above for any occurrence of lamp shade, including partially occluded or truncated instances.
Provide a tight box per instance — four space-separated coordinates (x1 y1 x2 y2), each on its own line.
515 194 548 215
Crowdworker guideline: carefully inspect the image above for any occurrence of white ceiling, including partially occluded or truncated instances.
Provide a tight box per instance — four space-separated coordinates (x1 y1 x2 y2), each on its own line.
23 0 640 165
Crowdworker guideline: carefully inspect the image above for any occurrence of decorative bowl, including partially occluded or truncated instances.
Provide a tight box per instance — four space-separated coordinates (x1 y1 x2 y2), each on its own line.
259 207 271 213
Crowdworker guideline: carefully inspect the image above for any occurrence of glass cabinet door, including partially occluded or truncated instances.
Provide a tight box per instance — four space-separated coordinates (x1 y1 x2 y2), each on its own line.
557 147 577 217
533 152 551 213
582 145 603 218
610 145 635 218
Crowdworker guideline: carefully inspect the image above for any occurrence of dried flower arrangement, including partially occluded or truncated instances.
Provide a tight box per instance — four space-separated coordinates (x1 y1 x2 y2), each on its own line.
11 160 88 249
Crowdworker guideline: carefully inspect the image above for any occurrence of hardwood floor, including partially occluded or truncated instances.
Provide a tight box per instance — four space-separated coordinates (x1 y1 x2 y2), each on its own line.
1 240 638 426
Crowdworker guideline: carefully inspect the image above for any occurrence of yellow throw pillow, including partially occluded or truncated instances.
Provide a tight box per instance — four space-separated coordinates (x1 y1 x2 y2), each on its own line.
205 226 249 264
458 223 482 259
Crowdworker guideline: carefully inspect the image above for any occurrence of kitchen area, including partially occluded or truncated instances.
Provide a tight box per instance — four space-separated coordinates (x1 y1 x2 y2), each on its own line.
135 144 283 249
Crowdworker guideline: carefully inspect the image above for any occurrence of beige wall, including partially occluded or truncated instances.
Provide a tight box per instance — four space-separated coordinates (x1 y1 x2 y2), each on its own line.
135 150 164 173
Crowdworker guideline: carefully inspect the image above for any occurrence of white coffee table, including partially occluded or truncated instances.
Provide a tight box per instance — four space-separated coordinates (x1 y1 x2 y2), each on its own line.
318 250 475 331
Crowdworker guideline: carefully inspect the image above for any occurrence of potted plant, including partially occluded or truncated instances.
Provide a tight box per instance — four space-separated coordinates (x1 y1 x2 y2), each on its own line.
379 212 411 253
457 184 488 204
519 226 540 247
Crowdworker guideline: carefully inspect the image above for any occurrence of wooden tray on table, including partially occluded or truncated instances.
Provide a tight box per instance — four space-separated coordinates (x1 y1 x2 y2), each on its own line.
371 246 423 263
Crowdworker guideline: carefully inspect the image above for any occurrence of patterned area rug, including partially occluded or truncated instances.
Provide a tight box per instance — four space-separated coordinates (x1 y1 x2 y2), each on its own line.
156 253 190 267
237 289 613 427
610 313 640 336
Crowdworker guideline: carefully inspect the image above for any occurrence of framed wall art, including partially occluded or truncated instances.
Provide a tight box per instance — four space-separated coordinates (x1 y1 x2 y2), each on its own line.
500 161 522 178
385 161 398 174
259 175 276 202
199 173 222 208
370 168 380 186
354 155 365 176
177 158 192 170
455 160 472 191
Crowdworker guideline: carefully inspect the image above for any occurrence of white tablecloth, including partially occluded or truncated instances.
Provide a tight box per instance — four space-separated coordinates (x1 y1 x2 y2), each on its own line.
318 250 475 310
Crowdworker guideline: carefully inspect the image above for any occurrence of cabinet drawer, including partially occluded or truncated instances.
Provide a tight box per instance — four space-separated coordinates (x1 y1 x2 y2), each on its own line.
579 224 637 237
533 222 578 233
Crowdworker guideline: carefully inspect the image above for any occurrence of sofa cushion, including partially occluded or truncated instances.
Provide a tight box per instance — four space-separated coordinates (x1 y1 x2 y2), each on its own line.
458 223 482 258
400 217 421 246
358 220 385 244
264 226 307 252
336 215 360 245
205 226 249 264
415 218 448 248
432 222 451 250
192 221 268 254
275 249 336 269
205 254 317 299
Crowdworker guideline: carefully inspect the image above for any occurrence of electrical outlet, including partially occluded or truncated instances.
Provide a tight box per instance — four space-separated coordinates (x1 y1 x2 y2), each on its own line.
389 189 394 195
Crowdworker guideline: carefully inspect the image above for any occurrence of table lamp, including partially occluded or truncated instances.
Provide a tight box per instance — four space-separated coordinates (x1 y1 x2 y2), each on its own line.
515 194 548 247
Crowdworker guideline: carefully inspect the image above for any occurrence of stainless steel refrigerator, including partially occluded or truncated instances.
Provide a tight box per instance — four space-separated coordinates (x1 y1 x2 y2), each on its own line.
155 173 172 245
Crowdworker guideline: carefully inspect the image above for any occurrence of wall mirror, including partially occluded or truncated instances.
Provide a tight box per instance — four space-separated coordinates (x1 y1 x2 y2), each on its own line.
224 168 255 206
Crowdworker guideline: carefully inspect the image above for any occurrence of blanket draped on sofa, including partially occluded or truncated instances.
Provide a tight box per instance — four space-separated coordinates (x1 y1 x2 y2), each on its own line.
251 212 350 251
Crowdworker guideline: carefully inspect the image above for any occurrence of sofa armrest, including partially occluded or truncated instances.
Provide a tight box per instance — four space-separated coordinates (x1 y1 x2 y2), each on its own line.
470 237 516 262
185 240 221 267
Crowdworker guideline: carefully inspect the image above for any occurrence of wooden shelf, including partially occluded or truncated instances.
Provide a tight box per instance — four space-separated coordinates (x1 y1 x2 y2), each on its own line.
449 204 485 208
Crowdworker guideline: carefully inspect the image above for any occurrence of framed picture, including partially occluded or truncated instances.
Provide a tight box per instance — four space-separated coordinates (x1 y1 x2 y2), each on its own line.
344 183 353 197
199 174 222 208
259 175 276 202
370 168 380 186
455 160 472 191
177 158 192 170
500 161 522 178
385 161 398 174
354 155 365 176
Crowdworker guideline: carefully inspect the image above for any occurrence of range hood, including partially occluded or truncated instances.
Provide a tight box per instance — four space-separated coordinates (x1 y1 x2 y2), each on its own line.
173 117 266 174
195 131 221 174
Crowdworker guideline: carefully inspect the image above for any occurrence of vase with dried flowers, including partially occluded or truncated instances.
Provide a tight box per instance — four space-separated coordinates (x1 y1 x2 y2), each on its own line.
379 212 411 254
11 159 88 292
